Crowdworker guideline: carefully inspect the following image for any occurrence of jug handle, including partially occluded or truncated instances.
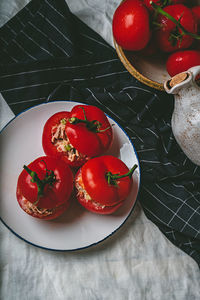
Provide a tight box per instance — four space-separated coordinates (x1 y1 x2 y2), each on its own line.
164 65 200 95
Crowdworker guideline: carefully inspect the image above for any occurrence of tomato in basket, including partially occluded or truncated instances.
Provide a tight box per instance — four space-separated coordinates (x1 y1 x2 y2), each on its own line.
155 4 198 52
112 0 150 51
166 49 200 76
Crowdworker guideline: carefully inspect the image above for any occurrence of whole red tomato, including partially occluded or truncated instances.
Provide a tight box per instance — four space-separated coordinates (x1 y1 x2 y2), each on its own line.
42 105 113 168
166 49 200 76
16 156 73 220
75 155 137 214
155 4 197 52
112 0 150 51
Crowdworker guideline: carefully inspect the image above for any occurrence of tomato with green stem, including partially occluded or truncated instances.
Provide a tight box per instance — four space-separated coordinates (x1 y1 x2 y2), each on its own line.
154 3 198 52
65 105 113 158
16 156 73 220
42 105 113 168
75 155 138 214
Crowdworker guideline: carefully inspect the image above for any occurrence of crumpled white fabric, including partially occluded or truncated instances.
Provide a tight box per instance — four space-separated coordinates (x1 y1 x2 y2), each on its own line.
0 1 199 299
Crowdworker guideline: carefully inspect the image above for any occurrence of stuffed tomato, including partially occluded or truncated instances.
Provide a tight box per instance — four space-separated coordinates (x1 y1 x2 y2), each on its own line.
75 155 138 214
16 156 73 220
42 105 113 168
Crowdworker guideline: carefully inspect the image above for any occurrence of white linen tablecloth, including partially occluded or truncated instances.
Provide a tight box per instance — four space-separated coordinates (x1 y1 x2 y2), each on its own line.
0 1 199 299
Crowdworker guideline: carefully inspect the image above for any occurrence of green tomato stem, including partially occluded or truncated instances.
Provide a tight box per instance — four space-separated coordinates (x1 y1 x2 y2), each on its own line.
23 162 56 204
68 117 102 131
68 106 110 133
106 164 138 186
23 165 44 198
151 2 200 40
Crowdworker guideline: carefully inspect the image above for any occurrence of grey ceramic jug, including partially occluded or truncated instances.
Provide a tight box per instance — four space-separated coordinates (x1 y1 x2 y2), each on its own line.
164 66 200 165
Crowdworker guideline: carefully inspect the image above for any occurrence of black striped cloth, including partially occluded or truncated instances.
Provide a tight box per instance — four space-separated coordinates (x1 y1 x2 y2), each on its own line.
0 0 200 266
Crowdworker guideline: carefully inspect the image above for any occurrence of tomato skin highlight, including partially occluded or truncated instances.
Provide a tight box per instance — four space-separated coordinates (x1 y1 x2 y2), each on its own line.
166 50 200 76
16 156 73 220
112 0 150 51
75 155 134 215
66 105 113 157
155 4 197 53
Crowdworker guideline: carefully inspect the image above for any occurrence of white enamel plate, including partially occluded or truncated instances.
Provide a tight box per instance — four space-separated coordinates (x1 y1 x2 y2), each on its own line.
0 101 140 251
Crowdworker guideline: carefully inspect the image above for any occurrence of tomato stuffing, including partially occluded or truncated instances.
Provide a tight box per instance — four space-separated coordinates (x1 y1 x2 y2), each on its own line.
75 155 138 215
42 111 89 167
16 156 73 220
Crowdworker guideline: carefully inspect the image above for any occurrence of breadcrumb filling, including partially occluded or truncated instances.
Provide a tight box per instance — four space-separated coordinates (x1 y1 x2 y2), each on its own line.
20 195 54 217
51 119 88 162
76 171 106 209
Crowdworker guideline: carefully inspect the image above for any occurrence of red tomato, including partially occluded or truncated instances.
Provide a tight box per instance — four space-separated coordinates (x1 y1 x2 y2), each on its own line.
191 6 200 50
155 4 197 52
192 6 200 29
42 106 113 168
65 105 113 159
16 156 73 220
42 111 78 164
166 49 200 76
42 111 89 167
112 0 150 51
75 155 137 215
